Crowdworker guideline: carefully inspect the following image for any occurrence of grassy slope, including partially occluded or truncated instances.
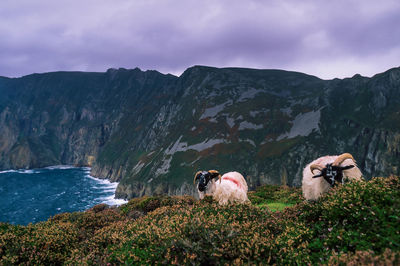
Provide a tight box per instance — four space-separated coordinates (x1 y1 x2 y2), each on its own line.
1 176 400 265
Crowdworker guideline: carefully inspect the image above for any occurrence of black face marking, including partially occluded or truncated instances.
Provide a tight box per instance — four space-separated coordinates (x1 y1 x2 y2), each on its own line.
312 164 355 187
197 171 212 192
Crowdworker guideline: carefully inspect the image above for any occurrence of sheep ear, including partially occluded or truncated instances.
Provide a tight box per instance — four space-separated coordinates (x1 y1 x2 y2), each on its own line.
193 171 202 185
312 174 323 178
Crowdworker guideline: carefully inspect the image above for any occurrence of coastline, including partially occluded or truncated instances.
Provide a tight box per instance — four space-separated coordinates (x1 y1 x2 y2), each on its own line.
82 167 128 206
0 165 128 207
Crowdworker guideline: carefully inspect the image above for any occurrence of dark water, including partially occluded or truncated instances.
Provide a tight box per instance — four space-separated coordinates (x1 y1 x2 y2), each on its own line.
0 166 127 225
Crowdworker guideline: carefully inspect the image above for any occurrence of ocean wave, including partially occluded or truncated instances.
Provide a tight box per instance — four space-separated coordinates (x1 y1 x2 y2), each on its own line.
1 165 126 208
0 170 17 174
96 195 128 206
84 171 126 206
85 174 117 186
45 165 77 170
55 191 66 197
18 169 40 174
102 188 117 192
91 186 117 192
1 165 80 174
0 169 43 174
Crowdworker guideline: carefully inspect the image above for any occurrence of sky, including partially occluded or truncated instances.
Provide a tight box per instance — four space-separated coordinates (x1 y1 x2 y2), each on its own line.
1 0 400 79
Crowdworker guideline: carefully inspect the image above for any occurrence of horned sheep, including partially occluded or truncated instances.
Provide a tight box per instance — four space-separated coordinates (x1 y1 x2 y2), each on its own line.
302 153 363 201
193 170 249 205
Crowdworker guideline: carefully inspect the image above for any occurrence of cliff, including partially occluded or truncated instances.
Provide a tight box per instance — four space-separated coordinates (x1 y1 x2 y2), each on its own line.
0 66 399 199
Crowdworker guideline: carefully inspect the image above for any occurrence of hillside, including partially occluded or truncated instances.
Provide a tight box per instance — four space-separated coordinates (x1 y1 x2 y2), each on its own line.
0 66 399 199
0 176 399 264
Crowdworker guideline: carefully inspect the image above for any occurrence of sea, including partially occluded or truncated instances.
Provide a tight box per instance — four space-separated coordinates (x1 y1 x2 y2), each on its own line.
0 166 127 225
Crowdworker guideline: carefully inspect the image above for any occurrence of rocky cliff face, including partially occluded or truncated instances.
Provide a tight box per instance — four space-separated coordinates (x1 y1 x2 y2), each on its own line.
1 66 399 199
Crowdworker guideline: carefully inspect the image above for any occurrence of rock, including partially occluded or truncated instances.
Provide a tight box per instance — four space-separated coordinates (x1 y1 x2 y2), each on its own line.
0 66 399 200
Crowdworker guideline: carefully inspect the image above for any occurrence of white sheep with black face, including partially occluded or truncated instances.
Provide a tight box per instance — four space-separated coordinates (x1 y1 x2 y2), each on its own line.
193 170 249 205
302 153 363 201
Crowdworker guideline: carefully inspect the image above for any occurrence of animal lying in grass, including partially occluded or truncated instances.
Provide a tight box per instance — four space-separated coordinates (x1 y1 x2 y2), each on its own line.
302 153 363 200
193 170 249 205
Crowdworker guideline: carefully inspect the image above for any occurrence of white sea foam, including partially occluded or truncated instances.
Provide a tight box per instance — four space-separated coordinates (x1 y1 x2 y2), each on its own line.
3 169 34 174
0 170 17 174
0 169 43 174
55 191 66 197
18 169 39 174
85 171 127 206
0 165 79 175
45 165 76 170
0 169 40 174
103 189 117 193
1 165 128 210
97 195 128 206
1 164 75 174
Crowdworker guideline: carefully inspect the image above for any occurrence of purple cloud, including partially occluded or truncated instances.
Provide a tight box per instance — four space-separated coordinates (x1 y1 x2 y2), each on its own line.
0 0 399 79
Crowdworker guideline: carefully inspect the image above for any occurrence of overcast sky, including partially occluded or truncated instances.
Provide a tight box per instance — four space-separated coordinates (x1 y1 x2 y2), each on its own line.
1 0 399 79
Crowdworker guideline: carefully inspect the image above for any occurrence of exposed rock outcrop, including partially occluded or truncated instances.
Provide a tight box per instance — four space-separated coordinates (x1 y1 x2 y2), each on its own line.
0 66 399 199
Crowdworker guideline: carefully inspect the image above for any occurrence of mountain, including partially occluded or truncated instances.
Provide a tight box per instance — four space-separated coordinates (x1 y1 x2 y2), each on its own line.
0 66 399 199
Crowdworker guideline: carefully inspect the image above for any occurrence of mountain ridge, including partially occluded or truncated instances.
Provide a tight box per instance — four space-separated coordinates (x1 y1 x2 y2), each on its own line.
0 65 399 199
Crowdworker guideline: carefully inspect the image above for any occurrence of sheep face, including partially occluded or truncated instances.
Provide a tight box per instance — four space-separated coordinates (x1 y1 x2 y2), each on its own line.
196 171 213 192
194 170 221 198
312 163 355 187
302 153 363 201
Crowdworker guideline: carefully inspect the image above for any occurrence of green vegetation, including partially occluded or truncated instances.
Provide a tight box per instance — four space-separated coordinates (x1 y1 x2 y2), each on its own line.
249 183 300 212
1 176 400 264
1 66 400 197
257 202 294 212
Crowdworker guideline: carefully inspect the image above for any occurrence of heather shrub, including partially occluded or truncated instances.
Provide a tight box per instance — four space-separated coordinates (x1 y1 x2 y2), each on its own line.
51 207 126 240
248 184 302 204
120 195 195 216
0 176 399 265
65 220 130 264
328 248 400 265
105 201 282 264
291 175 400 263
0 206 126 265
0 221 79 265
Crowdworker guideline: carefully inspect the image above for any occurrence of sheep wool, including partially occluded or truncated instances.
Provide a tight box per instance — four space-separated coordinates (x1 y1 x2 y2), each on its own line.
213 172 249 205
197 171 249 205
302 154 363 201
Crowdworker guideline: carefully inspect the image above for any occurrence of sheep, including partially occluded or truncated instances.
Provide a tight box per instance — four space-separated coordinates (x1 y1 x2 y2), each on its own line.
193 170 249 205
302 153 363 200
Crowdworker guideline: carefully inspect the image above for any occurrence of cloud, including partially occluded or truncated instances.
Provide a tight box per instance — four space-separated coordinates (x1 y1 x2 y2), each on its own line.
0 0 399 79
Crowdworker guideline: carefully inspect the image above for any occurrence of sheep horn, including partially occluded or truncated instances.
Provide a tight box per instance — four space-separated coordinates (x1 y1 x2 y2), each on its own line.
332 153 355 166
208 170 222 183
338 165 355 171
310 164 324 174
193 171 202 185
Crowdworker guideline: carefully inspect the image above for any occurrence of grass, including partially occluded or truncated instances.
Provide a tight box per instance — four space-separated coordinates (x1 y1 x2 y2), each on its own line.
249 184 300 212
257 202 295 212
0 176 399 265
